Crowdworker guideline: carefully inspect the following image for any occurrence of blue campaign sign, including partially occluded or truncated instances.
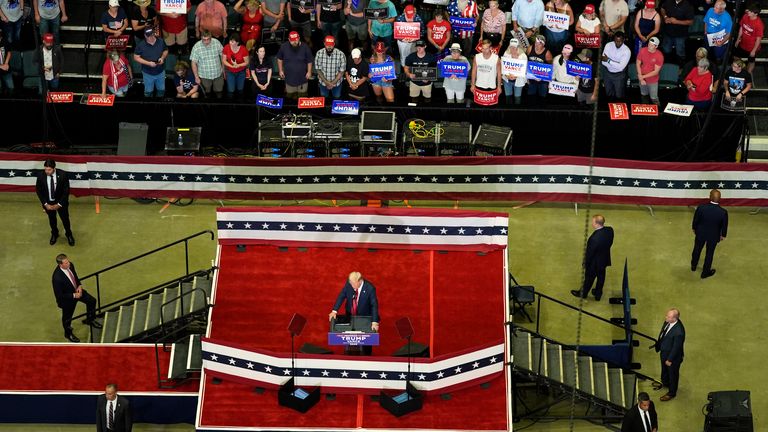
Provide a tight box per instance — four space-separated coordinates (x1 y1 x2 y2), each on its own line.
369 61 397 82
440 61 469 79
328 332 380 346
331 100 360 115
257 94 284 109
450 16 475 31
527 61 553 81
566 60 592 79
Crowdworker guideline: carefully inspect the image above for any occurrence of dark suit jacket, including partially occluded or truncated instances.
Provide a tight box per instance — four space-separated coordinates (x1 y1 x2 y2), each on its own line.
692 202 728 243
96 394 132 432
35 169 70 207
655 319 685 363
621 403 658 432
33 44 64 77
52 263 81 309
333 279 380 323
585 226 614 269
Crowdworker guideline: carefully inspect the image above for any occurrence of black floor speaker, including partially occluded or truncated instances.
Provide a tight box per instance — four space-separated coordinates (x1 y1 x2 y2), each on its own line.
705 390 753 432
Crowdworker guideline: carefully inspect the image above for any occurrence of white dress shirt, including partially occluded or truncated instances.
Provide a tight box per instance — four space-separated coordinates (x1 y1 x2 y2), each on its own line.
105 395 118 429
46 171 58 202
602 41 631 73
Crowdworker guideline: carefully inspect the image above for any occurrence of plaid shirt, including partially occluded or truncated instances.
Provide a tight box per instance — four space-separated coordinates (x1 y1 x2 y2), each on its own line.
190 38 224 79
314 48 347 86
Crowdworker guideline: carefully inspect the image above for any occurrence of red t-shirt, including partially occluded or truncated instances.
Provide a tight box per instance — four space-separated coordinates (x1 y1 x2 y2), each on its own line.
102 55 130 90
637 47 664 84
222 44 249 73
684 68 713 102
156 0 191 34
738 14 764 53
428 19 451 47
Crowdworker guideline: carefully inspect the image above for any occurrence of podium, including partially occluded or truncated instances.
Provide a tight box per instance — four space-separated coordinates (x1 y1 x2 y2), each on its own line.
329 316 379 355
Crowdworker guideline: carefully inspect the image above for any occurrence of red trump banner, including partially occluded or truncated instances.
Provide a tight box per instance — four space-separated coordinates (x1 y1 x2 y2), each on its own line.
298 97 325 109
575 33 600 48
394 21 421 40
47 92 74 103
474 88 499 106
84 94 116 107
631 104 659 116
608 103 629 120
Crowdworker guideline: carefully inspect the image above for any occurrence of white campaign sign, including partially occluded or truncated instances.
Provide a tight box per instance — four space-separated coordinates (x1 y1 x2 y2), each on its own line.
706 29 727 46
548 81 577 97
664 103 694 117
543 11 570 31
502 58 527 77
160 0 187 14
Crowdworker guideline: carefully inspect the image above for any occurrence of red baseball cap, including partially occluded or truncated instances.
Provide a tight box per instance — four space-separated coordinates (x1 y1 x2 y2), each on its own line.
43 33 54 43
584 4 595 14
324 35 336 47
404 4 415 18
645 0 655 8
374 41 387 53
288 31 300 42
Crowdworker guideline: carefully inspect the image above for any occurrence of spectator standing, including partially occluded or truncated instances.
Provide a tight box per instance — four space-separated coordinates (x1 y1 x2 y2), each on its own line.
575 3 601 34
370 40 395 103
471 39 501 103
681 46 712 77
235 0 263 50
443 42 470 103
601 31 630 100
315 35 346 98
174 60 200 98
134 27 169 97
276 30 313 98
552 43 578 86
447 0 478 56
573 49 598 106
512 0 545 45
131 0 158 46
715 58 751 107
526 34 552 103
156 0 191 55
501 38 526 104
34 32 63 93
101 50 133 96
0 29 10 94
195 0 228 39
543 0 574 54
703 0 731 62
33 0 67 41
660 0 693 64
395 4 424 66
287 0 312 45
368 0 397 49
345 47 370 101
190 30 225 98
261 0 286 34
101 0 128 41
345 0 369 52
683 57 713 110
479 0 505 47
316 0 343 40
222 33 249 98
633 0 660 54
734 3 763 74
405 39 437 103
636 36 663 104
599 0 628 39
427 8 451 60
249 45 273 95
0 0 24 48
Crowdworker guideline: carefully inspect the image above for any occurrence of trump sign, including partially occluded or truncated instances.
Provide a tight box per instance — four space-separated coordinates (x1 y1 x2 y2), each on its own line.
84 94 115 106
440 61 469 78
631 104 659 116
527 61 553 81
257 94 284 109
160 0 187 14
298 97 325 109
565 61 591 79
473 88 499 106
331 100 360 115
394 21 421 40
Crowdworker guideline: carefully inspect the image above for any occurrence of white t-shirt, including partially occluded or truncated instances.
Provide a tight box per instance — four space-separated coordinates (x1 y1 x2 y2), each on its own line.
43 48 54 81
599 0 628 27
578 15 601 33
474 52 499 89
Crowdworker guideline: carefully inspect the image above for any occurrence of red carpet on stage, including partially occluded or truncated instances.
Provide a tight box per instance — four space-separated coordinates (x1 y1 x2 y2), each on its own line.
199 243 508 430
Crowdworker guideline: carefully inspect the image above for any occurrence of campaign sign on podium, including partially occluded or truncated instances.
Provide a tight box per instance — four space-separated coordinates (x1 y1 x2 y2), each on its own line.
329 316 380 346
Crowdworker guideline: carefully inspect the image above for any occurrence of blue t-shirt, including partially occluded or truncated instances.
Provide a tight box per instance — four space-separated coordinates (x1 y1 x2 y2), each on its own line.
703 8 732 36
101 8 128 30
174 70 197 92
135 38 167 75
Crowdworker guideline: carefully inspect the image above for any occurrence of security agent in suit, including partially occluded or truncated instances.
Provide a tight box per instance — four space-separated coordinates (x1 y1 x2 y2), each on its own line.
96 383 133 432
52 254 102 343
571 214 614 301
35 159 75 246
652 308 685 402
329 272 380 354
621 391 658 432
691 188 728 279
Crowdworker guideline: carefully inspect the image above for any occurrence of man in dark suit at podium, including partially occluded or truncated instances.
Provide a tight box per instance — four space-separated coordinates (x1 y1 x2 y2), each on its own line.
621 391 658 432
571 214 614 301
653 308 685 402
96 383 133 432
329 272 380 354
691 189 728 279
35 159 75 246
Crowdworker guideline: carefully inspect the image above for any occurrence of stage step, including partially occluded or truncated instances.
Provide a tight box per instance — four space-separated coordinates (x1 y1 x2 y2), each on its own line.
608 368 626 408
115 304 134 342
512 331 532 370
130 298 149 338
577 356 595 396
593 362 610 402
161 285 181 324
546 344 563 383
531 337 547 376
169 337 191 380
562 350 579 389
190 288 207 314
623 374 637 409
188 334 203 370
145 293 163 331
100 310 119 344
193 276 213 300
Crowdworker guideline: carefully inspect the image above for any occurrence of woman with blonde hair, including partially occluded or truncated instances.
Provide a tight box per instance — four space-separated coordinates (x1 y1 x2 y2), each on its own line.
234 0 263 50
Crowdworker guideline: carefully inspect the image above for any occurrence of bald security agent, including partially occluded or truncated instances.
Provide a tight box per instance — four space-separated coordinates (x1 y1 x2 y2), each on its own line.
691 188 728 279
571 214 614 301
652 308 685 402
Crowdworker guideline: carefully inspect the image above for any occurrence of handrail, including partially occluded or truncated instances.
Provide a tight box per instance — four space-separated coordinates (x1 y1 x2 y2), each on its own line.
80 230 215 310
160 286 211 336
154 301 210 389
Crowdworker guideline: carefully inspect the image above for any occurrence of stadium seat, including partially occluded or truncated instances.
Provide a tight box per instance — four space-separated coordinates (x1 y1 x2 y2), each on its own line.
627 64 639 87
511 284 535 323
658 63 681 89
689 15 705 39
21 50 41 90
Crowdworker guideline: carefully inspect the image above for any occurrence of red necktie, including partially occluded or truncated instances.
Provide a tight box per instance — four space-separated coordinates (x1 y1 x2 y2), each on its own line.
351 290 358 315
65 269 77 288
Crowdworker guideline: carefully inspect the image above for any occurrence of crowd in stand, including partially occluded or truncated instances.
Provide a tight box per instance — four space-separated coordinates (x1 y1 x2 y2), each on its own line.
0 0 762 109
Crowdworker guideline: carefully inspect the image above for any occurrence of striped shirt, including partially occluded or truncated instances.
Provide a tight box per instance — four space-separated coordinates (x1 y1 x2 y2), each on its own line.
448 0 478 38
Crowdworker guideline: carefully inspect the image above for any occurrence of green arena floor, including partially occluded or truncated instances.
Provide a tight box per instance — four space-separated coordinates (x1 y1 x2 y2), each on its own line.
0 193 765 432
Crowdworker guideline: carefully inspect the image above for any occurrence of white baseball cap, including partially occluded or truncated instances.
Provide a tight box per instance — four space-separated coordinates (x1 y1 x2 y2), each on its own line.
351 48 362 58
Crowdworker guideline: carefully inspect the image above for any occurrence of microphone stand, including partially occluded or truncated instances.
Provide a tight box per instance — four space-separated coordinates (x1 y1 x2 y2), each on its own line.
406 334 412 398
291 330 296 390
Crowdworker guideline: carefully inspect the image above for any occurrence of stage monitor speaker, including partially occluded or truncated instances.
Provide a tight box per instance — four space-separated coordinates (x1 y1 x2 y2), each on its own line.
473 124 512 155
705 390 753 432
165 127 202 152
278 377 321 413
392 342 429 358
117 122 148 156
379 382 424 417
288 313 307 337
299 343 333 355
361 111 397 143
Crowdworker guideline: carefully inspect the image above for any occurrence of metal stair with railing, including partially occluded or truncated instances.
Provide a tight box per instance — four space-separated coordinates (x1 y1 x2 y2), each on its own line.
511 325 638 427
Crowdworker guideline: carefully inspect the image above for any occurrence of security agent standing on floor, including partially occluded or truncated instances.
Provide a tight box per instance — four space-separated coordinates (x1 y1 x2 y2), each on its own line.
691 188 728 279
652 308 685 402
96 383 133 432
571 214 614 301
35 159 75 246
621 391 658 431
52 254 102 342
